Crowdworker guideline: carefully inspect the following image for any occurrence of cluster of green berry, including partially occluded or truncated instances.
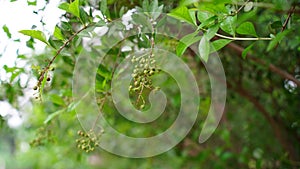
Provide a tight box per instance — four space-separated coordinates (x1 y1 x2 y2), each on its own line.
30 127 54 147
76 129 104 153
129 53 160 109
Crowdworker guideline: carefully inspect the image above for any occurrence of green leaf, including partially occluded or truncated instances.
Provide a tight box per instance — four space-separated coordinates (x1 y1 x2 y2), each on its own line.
19 30 49 45
270 21 282 29
197 11 214 23
220 16 236 36
100 0 107 14
199 35 210 62
69 0 80 18
176 32 202 56
142 0 149 11
97 64 112 79
150 0 158 12
205 24 219 40
58 2 70 12
210 39 232 53
40 71 48 98
53 26 65 40
242 43 255 59
267 29 291 51
58 0 80 18
67 102 78 112
27 0 36 6
168 6 197 26
236 22 257 37
198 15 218 30
44 108 66 124
49 94 65 106
80 7 90 24
180 0 199 6
2 25 11 38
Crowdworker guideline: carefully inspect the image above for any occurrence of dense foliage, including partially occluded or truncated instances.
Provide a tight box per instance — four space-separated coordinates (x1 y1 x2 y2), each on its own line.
0 0 300 168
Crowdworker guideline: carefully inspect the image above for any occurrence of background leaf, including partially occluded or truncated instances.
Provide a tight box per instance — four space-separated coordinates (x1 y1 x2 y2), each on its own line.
267 29 292 51
210 39 232 53
168 6 197 26
176 32 202 56
2 25 12 39
242 43 255 59
237 22 257 37
199 35 210 62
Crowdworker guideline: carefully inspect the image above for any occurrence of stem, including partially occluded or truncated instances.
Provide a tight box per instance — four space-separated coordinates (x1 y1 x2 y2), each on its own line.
235 0 250 14
91 95 107 131
37 24 90 88
227 42 300 87
215 33 272 41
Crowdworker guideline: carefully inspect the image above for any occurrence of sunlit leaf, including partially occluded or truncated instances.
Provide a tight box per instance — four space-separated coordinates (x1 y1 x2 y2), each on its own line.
19 30 49 45
69 0 80 18
53 26 65 40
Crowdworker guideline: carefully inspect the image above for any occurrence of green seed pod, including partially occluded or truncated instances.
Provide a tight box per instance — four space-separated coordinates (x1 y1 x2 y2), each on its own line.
140 104 145 109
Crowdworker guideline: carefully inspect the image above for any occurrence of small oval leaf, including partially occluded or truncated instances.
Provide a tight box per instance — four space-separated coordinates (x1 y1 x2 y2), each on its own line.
199 35 210 62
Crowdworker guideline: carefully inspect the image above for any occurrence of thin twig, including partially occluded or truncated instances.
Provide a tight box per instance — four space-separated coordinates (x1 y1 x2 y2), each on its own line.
227 42 300 87
37 24 90 88
281 5 296 32
235 0 250 14
215 33 272 41
91 95 107 131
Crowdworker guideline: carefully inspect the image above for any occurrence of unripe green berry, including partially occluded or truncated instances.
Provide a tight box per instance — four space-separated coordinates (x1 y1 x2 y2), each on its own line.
134 81 139 86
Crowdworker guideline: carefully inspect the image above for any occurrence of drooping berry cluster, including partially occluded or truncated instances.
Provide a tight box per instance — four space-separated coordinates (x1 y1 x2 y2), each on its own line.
129 53 160 109
76 129 104 153
30 127 54 147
